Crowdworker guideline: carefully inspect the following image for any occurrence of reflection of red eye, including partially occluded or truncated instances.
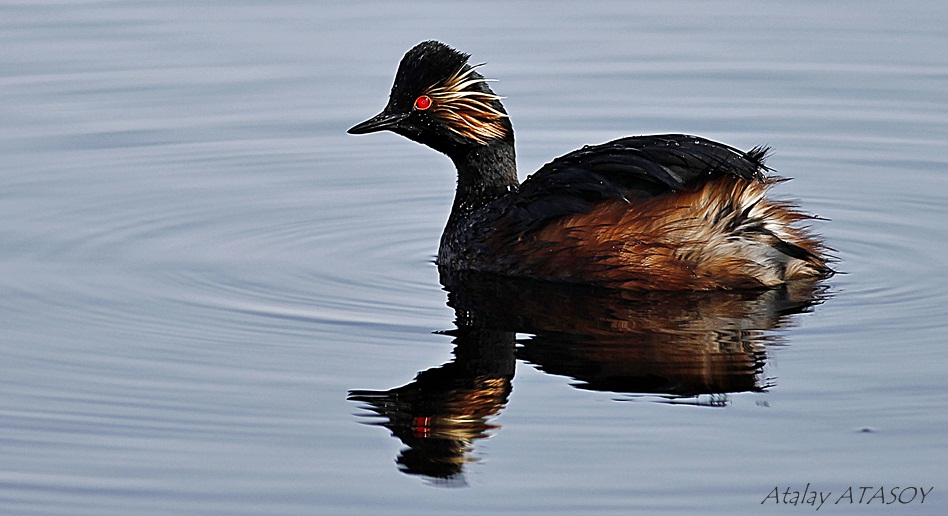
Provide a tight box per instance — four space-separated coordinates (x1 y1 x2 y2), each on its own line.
414 95 432 110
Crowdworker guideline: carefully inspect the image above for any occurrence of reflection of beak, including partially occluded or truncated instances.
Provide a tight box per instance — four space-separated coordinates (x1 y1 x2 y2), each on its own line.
347 110 408 134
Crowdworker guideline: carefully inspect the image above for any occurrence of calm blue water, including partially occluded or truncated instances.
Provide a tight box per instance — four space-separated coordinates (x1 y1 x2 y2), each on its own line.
1 1 946 514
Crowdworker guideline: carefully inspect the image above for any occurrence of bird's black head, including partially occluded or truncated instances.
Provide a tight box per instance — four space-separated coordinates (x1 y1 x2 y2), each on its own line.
348 40 511 156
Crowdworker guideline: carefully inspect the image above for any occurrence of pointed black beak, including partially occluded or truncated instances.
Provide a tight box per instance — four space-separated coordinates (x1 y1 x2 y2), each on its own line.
347 110 408 135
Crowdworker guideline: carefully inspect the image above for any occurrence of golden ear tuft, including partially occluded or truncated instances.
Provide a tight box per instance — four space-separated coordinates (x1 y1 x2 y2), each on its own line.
425 64 508 144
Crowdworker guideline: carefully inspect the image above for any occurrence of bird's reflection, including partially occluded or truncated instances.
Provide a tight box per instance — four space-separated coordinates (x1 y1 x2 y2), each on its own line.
349 325 514 486
349 270 829 484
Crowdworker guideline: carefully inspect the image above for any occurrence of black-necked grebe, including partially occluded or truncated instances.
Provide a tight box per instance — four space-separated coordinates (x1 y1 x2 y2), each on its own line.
348 40 832 290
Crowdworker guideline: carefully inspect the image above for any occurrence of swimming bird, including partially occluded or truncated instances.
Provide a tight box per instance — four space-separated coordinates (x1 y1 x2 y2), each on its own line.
348 40 832 290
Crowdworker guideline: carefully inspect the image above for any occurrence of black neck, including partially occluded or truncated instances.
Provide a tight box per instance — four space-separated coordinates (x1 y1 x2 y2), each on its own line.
449 137 519 215
438 134 518 268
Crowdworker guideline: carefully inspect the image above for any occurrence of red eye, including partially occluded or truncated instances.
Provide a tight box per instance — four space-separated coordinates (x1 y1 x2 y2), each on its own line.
414 95 432 111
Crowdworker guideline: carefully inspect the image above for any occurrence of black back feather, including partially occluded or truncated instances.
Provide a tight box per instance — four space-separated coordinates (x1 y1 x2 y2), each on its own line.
502 134 771 234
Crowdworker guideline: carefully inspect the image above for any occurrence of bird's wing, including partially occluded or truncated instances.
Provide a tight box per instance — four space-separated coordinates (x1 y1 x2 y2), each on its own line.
502 134 770 235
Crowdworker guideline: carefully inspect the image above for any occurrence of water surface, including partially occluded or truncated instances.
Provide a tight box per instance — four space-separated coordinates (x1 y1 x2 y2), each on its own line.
1 1 946 514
